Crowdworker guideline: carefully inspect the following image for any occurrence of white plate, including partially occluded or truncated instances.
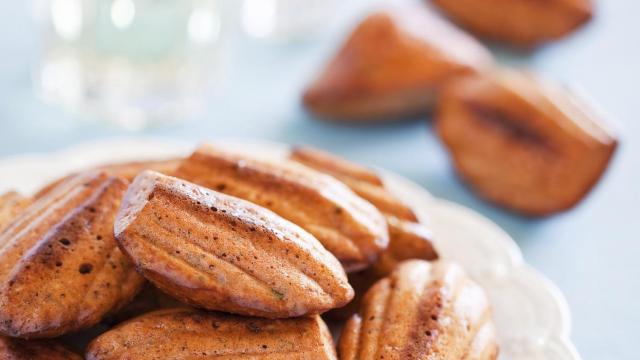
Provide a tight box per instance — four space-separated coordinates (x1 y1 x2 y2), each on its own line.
0 138 580 360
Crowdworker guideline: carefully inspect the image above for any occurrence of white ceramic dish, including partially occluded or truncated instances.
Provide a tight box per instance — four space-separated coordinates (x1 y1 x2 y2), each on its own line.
0 138 581 360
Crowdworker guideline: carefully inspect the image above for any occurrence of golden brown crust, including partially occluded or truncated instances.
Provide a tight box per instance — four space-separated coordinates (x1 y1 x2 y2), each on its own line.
87 308 338 360
436 70 618 216
115 171 354 318
290 147 438 319
175 145 388 272
0 171 144 338
347 181 419 222
0 192 31 233
328 217 438 320
290 146 384 187
0 336 81 360
338 260 498 360
373 216 437 276
432 0 592 48
303 6 492 122
34 158 181 199
290 146 417 221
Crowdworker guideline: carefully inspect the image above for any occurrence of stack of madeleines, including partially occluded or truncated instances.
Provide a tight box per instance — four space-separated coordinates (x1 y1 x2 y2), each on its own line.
0 143 497 359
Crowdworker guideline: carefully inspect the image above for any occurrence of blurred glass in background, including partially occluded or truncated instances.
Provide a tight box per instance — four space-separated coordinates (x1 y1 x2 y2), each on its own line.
31 0 340 131
33 0 228 130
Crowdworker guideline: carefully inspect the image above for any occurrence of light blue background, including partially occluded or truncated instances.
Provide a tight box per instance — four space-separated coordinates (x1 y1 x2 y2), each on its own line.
0 1 638 359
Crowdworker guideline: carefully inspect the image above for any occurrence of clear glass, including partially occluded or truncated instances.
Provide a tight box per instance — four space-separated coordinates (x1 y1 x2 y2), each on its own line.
33 0 229 130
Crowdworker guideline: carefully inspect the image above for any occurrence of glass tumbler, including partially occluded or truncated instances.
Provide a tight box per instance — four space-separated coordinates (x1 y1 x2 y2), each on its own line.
33 0 229 130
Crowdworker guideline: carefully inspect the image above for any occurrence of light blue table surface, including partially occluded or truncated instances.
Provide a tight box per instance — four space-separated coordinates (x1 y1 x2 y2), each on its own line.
0 1 638 358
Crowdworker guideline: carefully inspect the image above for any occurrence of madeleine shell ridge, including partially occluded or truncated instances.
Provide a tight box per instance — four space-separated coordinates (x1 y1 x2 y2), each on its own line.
35 158 181 199
0 171 144 339
289 146 438 271
175 144 389 272
0 192 31 233
290 146 384 187
115 171 354 318
328 217 438 321
338 260 498 360
290 146 417 221
87 308 337 360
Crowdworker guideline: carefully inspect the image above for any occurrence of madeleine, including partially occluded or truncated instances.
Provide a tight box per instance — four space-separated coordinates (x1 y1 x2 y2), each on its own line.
432 0 593 47
436 70 617 216
303 6 492 122
87 309 337 360
339 260 498 360
0 172 143 338
115 171 353 318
